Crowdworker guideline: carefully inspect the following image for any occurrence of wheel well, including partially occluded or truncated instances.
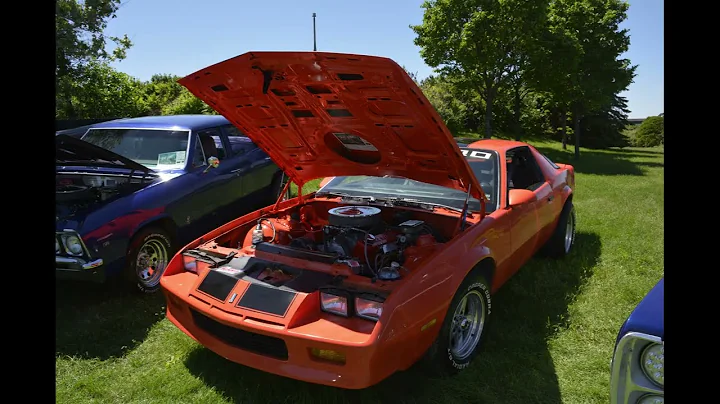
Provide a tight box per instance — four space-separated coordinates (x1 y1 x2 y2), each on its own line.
565 191 574 205
468 257 496 288
133 217 178 246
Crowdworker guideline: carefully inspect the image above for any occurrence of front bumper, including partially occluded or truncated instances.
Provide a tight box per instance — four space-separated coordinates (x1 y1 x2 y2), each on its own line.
56 230 105 282
163 286 389 389
56 256 106 282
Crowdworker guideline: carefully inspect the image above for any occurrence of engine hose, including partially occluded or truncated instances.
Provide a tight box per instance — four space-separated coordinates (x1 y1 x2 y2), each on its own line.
259 218 277 243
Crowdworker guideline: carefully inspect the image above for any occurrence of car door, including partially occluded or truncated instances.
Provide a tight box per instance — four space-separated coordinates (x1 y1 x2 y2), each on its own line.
506 147 545 266
222 125 279 205
195 127 251 229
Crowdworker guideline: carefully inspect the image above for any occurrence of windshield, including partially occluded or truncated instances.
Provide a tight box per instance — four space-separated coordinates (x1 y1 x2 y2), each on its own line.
318 148 500 213
82 128 191 170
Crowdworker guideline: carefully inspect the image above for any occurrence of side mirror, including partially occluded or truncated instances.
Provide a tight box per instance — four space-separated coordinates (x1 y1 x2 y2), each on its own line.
202 156 220 173
507 189 535 208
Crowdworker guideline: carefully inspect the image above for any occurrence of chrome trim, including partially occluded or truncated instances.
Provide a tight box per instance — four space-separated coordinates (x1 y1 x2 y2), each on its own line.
610 331 663 404
56 256 104 271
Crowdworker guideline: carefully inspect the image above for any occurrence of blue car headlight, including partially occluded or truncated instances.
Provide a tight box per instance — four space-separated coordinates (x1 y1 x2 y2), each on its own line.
640 343 664 387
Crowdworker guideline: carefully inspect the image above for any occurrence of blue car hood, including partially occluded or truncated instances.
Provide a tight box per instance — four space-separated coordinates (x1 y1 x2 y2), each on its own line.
619 277 664 340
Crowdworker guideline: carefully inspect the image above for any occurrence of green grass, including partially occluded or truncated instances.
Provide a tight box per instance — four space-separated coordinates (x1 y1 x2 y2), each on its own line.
56 140 664 404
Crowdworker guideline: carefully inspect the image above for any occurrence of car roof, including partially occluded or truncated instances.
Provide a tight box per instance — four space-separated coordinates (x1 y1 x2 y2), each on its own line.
88 114 230 131
466 138 529 152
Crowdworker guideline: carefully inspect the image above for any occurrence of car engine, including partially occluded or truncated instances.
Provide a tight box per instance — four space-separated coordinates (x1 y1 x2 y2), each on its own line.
56 174 152 219
277 205 440 280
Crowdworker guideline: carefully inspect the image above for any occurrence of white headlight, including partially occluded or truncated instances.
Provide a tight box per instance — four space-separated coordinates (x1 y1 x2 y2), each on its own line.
640 343 664 387
355 296 383 321
320 292 348 317
64 235 84 255
55 239 60 253
637 394 664 404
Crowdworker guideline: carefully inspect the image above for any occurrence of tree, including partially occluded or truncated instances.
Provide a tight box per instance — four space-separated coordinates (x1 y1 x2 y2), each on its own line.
536 0 636 159
411 0 548 139
56 0 132 118
578 94 632 149
143 74 185 115
58 62 147 119
162 88 217 115
420 75 472 134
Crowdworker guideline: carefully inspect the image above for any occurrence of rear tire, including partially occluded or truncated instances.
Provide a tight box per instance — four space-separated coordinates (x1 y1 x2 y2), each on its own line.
541 201 576 258
125 227 174 294
421 273 492 374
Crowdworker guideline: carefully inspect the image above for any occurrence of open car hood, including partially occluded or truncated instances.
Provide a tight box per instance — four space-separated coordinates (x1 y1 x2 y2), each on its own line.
178 51 484 200
55 134 155 174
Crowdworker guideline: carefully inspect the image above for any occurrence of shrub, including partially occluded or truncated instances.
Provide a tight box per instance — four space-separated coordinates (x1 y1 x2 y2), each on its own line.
631 116 664 147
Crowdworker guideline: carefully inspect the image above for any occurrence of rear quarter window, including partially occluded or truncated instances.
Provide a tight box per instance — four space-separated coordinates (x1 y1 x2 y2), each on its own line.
542 154 560 169
224 125 257 155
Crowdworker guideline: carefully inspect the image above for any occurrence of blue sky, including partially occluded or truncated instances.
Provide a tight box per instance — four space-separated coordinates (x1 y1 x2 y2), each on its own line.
107 0 663 118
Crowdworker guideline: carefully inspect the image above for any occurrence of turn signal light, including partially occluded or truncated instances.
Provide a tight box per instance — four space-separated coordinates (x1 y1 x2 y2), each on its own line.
309 348 346 364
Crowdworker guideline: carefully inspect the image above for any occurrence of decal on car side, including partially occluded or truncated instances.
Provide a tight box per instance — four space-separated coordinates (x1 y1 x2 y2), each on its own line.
460 149 492 159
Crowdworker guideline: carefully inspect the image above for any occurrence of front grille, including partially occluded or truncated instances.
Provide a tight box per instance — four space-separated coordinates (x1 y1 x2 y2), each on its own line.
190 308 289 360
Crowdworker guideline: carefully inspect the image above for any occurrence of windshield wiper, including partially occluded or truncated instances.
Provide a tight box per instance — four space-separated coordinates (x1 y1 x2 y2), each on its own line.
378 197 465 214
315 191 377 202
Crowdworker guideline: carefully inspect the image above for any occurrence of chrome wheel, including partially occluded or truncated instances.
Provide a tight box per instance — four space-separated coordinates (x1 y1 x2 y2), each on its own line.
135 238 169 288
449 290 486 361
564 208 576 253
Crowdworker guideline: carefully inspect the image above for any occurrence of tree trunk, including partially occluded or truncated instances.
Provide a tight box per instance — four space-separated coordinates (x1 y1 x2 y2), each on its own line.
573 106 582 160
560 109 567 150
513 85 522 141
483 92 494 139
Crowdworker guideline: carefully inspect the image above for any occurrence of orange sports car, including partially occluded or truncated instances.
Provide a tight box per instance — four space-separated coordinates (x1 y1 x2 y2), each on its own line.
160 51 576 389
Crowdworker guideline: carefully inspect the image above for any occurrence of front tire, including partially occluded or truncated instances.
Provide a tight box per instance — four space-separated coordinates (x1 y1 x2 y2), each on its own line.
422 274 492 374
125 227 174 294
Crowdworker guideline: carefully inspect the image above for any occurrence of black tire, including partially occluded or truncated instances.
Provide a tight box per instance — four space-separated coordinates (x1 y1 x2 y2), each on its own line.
421 273 492 374
125 227 174 294
541 201 576 258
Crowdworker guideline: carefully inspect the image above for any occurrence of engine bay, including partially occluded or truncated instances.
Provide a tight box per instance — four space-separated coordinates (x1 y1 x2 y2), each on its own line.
190 200 460 283
56 173 154 218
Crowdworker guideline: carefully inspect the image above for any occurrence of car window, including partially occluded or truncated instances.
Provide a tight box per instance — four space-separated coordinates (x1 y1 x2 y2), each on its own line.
196 128 225 159
506 147 546 191
541 153 560 169
81 128 190 170
223 125 258 155
320 148 500 213
191 134 206 168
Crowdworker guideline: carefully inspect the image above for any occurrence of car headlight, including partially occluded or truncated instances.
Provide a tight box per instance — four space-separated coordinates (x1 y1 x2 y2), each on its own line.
63 235 84 256
55 239 61 253
637 394 664 404
640 343 664 387
355 295 383 321
320 292 348 317
182 253 198 273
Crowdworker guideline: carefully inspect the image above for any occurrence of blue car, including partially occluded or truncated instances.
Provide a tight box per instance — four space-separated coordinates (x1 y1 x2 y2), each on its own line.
56 115 284 293
610 277 664 404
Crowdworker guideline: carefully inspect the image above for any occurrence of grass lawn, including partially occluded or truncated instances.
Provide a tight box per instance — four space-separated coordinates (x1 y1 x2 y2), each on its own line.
56 139 664 404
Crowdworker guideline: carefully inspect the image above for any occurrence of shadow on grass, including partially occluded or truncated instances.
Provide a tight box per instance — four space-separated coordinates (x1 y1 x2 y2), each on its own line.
535 146 663 176
183 232 601 404
610 148 664 155
55 281 166 360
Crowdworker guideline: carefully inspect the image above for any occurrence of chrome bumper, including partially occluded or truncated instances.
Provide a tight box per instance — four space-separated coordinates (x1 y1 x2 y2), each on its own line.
56 256 104 272
610 332 664 404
